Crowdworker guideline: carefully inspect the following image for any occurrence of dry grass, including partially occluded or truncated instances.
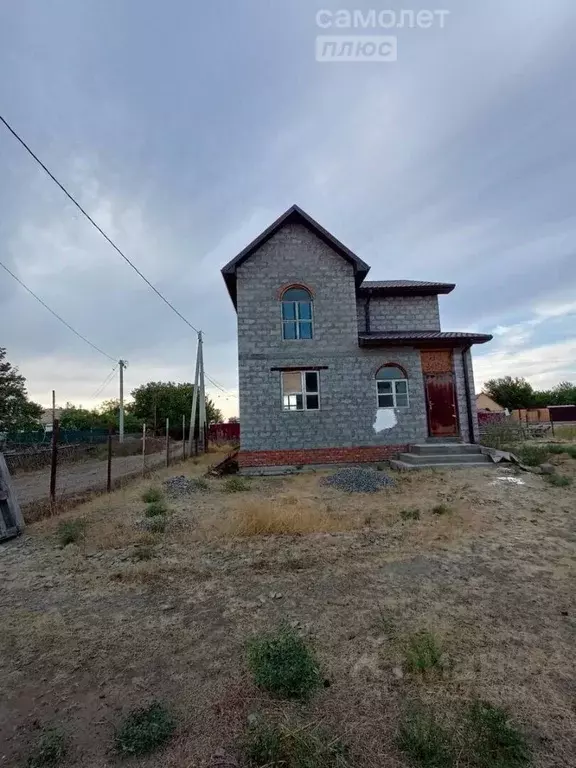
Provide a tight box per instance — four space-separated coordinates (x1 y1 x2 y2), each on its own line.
1 451 575 767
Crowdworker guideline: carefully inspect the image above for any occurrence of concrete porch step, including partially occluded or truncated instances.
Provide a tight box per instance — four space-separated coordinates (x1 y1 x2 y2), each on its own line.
397 451 490 466
411 443 483 456
390 459 493 471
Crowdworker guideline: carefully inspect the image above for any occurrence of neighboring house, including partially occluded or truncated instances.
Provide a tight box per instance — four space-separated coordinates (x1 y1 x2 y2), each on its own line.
221 205 492 469
476 393 505 412
40 408 63 432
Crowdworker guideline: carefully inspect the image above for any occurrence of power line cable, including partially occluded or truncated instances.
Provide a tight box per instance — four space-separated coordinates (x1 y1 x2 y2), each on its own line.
92 365 118 399
0 114 200 334
0 259 117 362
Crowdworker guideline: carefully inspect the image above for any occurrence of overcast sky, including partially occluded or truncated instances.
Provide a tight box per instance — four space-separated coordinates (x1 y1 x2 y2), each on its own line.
1 0 575 419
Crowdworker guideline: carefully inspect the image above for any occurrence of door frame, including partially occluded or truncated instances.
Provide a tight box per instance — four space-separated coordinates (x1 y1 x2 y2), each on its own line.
424 372 460 437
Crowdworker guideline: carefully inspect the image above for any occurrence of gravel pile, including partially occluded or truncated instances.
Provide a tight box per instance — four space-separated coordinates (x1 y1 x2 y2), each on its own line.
162 475 208 497
321 466 395 493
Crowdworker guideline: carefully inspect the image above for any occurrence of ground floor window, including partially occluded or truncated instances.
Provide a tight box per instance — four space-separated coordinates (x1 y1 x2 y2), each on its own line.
282 370 319 411
376 365 409 408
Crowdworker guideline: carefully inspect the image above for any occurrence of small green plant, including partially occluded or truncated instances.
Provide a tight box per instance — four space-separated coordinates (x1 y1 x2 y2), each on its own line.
465 700 532 768
247 625 321 699
145 500 168 517
397 710 455 768
27 727 68 768
147 517 166 534
190 477 209 491
244 719 349 767
142 486 163 503
545 474 572 487
57 519 87 547
400 508 421 521
115 702 176 758
431 504 450 516
224 476 251 493
404 631 443 673
514 444 550 467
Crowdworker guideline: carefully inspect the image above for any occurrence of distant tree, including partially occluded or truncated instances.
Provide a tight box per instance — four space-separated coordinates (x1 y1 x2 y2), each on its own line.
483 376 536 411
59 403 105 431
0 347 43 432
548 381 576 406
130 381 222 432
227 416 239 423
98 398 142 433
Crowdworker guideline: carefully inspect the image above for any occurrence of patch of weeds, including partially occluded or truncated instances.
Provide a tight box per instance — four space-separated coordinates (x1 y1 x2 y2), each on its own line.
131 544 154 561
56 519 87 547
224 476 251 493
190 477 209 491
247 624 321 699
465 700 532 768
400 508 421 521
142 486 163 503
397 710 455 768
404 631 443 673
431 504 450 516
376 463 385 471
26 727 68 768
115 702 176 758
244 718 349 768
145 500 168 517
147 517 166 534
546 474 572 487
514 444 550 467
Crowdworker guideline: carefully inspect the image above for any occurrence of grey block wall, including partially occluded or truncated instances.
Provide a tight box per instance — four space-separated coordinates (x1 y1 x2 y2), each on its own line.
237 223 429 451
453 348 480 443
358 295 441 332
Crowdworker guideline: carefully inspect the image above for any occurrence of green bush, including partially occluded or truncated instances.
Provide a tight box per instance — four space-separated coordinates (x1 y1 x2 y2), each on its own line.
465 700 532 768
244 719 349 768
397 710 455 768
142 487 163 503
27 727 68 768
145 500 168 517
224 476 251 493
400 508 421 521
431 504 450 516
404 631 443 673
546 474 572 487
545 443 576 459
115 702 176 758
247 625 321 699
513 444 550 467
190 477 209 491
57 519 87 547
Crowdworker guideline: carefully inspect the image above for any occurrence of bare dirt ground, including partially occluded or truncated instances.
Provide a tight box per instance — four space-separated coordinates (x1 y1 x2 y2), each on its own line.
13 447 183 506
1 449 575 767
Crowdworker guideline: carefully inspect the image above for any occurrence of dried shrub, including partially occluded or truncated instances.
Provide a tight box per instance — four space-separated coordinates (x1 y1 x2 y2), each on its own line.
223 476 251 493
404 631 443 673
223 499 355 537
142 487 163 503
243 718 349 767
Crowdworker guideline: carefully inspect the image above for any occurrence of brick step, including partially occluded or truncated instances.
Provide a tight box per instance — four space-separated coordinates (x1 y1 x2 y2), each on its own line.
411 443 483 456
397 452 491 466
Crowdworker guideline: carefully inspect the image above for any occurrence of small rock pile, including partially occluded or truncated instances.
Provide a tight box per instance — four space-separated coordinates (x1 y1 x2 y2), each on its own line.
322 466 395 493
162 475 205 497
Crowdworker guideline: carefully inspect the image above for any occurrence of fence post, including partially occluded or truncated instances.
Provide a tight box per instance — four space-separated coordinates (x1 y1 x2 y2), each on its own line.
107 428 113 493
142 423 147 476
182 414 186 460
165 417 170 468
49 419 60 509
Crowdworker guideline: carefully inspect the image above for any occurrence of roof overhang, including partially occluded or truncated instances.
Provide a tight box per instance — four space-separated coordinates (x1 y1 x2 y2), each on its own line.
358 331 493 348
221 205 370 308
358 281 455 297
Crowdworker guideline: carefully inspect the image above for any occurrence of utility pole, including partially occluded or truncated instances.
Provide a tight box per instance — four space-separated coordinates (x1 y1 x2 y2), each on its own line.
198 332 207 452
188 332 201 454
51 390 56 428
119 359 126 443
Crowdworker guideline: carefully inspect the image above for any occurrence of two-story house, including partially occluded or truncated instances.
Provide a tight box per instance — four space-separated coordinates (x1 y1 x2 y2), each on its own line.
221 205 492 470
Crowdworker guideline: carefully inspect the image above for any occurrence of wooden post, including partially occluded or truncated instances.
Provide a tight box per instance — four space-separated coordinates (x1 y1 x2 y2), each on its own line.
182 415 186 460
165 417 170 468
51 389 56 427
0 453 24 539
50 419 60 507
142 423 147 476
107 429 113 493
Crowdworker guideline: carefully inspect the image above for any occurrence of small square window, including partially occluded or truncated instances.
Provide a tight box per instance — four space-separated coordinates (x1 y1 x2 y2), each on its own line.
305 372 318 392
378 394 394 408
306 394 319 410
282 370 320 411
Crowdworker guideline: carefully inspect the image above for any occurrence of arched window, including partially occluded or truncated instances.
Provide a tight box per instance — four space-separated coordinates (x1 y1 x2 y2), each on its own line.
281 287 313 340
376 364 409 408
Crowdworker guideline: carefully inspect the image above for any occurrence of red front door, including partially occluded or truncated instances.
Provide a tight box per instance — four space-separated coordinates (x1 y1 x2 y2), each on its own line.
425 373 459 437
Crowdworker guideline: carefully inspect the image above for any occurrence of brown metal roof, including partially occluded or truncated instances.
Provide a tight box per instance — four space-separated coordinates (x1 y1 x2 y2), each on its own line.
358 280 455 296
221 205 370 307
358 331 492 347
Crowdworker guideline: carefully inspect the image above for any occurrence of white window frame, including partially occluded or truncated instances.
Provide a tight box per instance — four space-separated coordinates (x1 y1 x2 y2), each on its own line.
281 293 314 340
281 370 320 411
376 373 410 409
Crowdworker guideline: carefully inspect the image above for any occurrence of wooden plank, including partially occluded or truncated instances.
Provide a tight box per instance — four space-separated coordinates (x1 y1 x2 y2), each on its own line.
0 452 24 538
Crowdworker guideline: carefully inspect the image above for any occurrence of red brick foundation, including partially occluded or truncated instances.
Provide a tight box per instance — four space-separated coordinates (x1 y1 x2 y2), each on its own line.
238 445 408 468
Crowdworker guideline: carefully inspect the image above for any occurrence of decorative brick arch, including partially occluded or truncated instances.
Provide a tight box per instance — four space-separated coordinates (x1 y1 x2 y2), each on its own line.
276 282 316 300
374 362 409 379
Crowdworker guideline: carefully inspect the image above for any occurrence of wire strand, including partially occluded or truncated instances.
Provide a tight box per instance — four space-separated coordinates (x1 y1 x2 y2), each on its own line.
0 114 201 334
0 259 117 362
92 365 118 399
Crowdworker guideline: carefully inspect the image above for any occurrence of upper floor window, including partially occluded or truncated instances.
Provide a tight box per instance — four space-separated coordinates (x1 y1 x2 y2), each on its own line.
281 287 313 340
376 364 409 408
282 370 319 411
